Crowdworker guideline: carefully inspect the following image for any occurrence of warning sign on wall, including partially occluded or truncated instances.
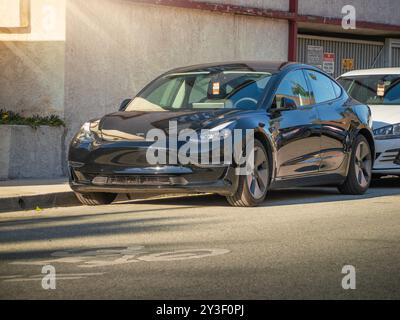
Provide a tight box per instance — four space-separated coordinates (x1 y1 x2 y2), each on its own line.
323 53 335 75
342 58 354 71
307 45 324 68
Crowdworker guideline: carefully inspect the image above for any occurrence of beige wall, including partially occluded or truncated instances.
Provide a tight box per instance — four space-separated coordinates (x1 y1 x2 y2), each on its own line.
0 0 66 41
0 0 65 117
64 0 288 141
0 41 65 117
0 0 21 28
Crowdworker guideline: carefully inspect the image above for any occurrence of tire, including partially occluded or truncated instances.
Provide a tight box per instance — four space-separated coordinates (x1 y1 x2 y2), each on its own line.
338 135 372 195
226 139 270 207
74 192 117 206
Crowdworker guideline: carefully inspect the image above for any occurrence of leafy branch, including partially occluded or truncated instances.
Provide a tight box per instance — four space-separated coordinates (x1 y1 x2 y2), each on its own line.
0 110 65 129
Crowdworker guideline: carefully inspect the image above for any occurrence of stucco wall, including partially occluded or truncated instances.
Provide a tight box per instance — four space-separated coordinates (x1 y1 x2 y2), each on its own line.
299 0 400 25
0 0 66 41
0 41 65 117
0 0 65 117
64 0 288 143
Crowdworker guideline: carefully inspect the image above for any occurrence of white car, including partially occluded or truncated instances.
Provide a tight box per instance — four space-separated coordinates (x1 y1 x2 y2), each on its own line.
338 68 400 177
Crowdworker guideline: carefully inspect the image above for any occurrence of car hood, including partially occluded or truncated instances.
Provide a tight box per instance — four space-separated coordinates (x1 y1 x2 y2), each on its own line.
368 105 400 130
98 109 241 141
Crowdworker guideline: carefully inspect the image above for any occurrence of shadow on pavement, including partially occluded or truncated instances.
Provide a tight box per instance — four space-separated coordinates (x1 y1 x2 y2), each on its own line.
126 177 400 208
0 206 215 244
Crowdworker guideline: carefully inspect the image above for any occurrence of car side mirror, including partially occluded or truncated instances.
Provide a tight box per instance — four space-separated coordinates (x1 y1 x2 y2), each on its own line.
279 97 297 111
119 98 132 111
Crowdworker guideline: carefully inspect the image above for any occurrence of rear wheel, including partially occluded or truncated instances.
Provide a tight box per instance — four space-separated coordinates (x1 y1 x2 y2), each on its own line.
338 135 372 195
74 192 117 206
226 140 269 207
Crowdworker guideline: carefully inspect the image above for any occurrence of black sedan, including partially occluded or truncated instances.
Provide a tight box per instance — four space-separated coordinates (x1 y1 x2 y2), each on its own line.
69 61 374 207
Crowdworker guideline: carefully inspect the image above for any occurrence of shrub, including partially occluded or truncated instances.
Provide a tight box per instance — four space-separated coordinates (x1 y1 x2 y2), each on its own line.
0 110 65 128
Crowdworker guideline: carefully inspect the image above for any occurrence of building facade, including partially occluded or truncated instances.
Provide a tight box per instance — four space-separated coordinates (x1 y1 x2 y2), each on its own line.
0 0 400 178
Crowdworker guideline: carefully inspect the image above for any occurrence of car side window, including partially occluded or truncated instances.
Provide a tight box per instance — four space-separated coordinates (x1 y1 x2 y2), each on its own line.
306 70 337 103
385 81 400 104
274 70 312 108
331 80 342 98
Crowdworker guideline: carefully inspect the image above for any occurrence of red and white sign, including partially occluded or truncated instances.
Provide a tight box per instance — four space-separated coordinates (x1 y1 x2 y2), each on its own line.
323 53 335 75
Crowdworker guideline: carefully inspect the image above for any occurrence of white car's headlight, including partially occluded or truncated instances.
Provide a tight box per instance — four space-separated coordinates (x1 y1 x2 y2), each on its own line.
373 123 400 139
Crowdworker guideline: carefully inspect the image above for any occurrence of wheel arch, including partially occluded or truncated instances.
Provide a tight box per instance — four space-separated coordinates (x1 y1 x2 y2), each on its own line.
254 130 275 184
357 128 376 165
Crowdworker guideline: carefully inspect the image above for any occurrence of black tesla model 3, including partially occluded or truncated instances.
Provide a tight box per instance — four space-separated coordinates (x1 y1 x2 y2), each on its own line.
69 61 374 207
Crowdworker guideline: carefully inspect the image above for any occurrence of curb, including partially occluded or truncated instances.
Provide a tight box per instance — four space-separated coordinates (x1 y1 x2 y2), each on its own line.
0 191 80 213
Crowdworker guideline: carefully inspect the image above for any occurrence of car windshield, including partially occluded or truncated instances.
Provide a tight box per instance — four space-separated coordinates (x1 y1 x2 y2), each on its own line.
125 71 273 111
338 74 400 105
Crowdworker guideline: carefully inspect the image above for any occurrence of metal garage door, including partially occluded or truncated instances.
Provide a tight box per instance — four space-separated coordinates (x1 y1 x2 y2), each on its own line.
392 47 400 67
298 35 386 78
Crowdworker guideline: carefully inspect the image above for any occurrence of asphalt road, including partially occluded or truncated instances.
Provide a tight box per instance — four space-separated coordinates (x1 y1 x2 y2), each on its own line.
1 178 400 299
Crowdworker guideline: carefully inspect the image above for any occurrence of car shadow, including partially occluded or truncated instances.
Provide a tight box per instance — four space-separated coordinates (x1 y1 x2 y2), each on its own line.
124 177 400 208
0 208 217 245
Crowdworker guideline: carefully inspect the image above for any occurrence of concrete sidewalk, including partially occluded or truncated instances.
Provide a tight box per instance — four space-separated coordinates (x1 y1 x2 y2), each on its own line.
0 179 79 212
0 179 178 212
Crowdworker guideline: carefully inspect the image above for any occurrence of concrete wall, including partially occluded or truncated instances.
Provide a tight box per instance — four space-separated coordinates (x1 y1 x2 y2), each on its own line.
0 41 65 117
64 0 288 143
0 125 65 179
300 0 400 25
0 0 66 117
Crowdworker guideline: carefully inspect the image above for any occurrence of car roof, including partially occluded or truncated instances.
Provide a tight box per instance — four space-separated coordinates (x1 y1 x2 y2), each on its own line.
165 61 297 74
340 67 400 77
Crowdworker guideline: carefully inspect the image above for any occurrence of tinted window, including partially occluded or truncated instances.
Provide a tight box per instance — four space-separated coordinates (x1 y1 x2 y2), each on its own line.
331 81 342 98
338 74 400 105
385 82 400 104
274 70 312 108
306 70 337 103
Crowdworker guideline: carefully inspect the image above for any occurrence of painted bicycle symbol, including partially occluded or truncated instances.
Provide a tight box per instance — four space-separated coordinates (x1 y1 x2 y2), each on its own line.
11 246 230 268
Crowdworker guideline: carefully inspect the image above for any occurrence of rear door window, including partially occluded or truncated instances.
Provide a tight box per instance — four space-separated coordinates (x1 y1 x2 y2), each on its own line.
275 69 312 108
306 70 337 104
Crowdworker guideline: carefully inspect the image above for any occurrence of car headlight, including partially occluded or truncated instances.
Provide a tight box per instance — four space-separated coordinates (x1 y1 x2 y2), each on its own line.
198 121 234 142
76 121 95 142
373 123 400 139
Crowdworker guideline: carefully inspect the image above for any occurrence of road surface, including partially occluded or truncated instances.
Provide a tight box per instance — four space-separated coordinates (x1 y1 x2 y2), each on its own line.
1 179 400 299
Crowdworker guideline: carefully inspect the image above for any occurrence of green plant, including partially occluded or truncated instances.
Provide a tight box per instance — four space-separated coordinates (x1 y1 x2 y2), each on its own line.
0 110 65 128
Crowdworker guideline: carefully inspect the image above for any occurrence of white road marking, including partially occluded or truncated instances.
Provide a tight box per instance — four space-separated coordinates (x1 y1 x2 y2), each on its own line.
9 246 231 268
2 273 105 283
138 249 231 262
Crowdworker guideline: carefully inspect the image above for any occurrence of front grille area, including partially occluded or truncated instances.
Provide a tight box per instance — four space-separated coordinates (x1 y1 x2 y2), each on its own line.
91 175 187 186
378 148 400 163
395 152 400 165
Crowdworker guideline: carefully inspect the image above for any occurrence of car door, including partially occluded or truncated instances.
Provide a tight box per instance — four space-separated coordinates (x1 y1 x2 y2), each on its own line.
268 69 321 178
304 69 348 172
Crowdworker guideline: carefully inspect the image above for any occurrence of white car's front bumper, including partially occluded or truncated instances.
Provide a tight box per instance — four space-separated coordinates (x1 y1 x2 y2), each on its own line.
373 137 400 175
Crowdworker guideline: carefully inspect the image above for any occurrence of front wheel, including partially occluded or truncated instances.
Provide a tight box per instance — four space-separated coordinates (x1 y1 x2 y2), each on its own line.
74 192 117 206
226 140 270 207
338 135 372 195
